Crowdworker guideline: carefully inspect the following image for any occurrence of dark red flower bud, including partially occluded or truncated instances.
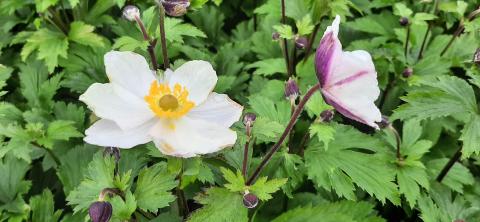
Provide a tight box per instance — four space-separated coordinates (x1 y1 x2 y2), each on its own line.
474 48 480 65
122 5 140 21
160 0 190 17
285 78 300 102
242 193 258 209
399 17 409 26
272 32 280 41
89 201 112 222
295 36 308 49
320 110 334 122
402 67 413 78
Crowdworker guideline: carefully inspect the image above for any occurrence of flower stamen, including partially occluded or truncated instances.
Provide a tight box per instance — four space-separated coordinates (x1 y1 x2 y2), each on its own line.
145 81 194 118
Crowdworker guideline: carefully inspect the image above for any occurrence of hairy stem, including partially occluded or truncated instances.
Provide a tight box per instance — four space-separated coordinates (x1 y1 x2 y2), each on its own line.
134 17 159 71
280 0 291 76
404 25 411 61
436 146 462 182
417 0 439 60
440 8 480 56
176 160 189 218
246 83 321 185
388 125 402 160
158 4 170 69
242 136 251 179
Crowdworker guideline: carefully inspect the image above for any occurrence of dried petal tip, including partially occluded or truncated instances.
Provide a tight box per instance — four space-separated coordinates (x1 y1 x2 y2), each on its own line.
243 113 256 127
320 110 334 122
376 115 390 129
474 48 480 65
122 5 140 21
272 32 280 41
243 192 258 209
402 67 413 78
89 201 112 222
399 17 409 26
161 0 190 17
285 78 300 102
295 36 308 49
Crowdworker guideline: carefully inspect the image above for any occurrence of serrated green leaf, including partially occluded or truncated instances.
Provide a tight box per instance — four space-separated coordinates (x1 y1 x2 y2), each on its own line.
29 189 62 222
459 115 480 157
221 167 245 192
22 28 68 72
111 190 136 220
245 58 286 76
273 24 294 39
164 17 206 43
68 21 104 48
188 188 248 222
309 123 335 149
249 177 287 201
296 15 315 36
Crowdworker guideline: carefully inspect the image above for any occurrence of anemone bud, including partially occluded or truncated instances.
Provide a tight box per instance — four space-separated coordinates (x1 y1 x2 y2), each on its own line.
89 201 112 222
320 110 334 122
242 192 258 209
285 78 300 103
272 32 280 41
399 17 409 26
295 36 308 49
474 48 480 65
161 0 190 17
122 5 140 21
402 67 413 78
376 115 390 129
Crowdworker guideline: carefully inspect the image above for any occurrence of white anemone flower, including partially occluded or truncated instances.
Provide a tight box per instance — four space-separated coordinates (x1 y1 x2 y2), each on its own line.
80 51 243 157
315 15 382 129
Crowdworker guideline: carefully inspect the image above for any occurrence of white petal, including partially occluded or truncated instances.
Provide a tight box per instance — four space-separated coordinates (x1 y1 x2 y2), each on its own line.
322 50 382 128
168 61 217 105
104 51 156 98
149 117 237 157
84 119 156 148
322 15 340 38
187 93 243 127
79 83 154 130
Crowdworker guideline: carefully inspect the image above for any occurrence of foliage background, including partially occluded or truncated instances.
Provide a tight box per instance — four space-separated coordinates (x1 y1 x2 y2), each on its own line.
1 0 480 221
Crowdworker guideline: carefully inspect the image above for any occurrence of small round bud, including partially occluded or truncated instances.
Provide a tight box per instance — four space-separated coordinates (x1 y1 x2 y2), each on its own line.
399 17 409 26
122 5 140 21
295 36 308 49
474 48 480 65
402 67 413 78
89 201 112 222
161 0 190 17
242 192 258 209
285 78 300 102
376 115 390 129
243 113 256 127
320 110 334 122
272 32 280 41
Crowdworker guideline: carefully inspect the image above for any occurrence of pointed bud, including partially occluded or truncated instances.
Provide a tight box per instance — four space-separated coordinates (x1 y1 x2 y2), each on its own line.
295 36 308 49
160 0 190 17
474 48 480 65
242 192 258 209
402 67 413 78
122 5 140 21
320 110 334 122
399 17 409 26
272 32 280 41
376 115 390 129
89 201 112 222
243 113 256 127
285 78 300 103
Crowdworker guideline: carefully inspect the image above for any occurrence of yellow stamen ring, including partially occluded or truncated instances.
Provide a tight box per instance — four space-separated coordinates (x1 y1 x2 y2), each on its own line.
145 81 194 118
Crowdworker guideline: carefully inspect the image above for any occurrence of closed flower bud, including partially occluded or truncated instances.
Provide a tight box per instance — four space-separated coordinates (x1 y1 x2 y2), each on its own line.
376 115 390 129
272 32 280 41
243 113 256 127
285 78 300 102
89 201 112 222
402 67 413 78
122 5 140 21
399 17 409 26
474 48 480 65
295 36 308 49
242 192 258 209
320 110 334 122
160 0 190 17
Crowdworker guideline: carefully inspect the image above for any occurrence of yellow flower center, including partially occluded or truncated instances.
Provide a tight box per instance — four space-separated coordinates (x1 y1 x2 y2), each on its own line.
145 81 195 118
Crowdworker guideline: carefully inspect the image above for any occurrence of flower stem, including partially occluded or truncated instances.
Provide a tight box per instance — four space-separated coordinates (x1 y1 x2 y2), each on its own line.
417 0 439 60
404 25 411 61
440 8 480 56
158 4 170 69
388 125 402 160
280 0 291 76
303 24 320 63
176 160 189 218
246 83 320 185
242 136 251 179
436 146 462 182
134 16 159 71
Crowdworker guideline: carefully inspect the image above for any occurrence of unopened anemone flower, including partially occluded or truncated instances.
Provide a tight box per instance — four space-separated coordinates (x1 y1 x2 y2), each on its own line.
315 15 382 129
80 51 243 157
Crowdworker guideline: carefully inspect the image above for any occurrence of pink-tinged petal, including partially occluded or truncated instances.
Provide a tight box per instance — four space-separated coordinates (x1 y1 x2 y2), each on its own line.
315 15 341 87
84 119 156 148
322 50 382 128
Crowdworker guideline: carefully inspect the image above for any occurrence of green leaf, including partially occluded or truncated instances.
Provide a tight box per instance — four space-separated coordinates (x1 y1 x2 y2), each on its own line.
22 29 68 72
459 115 480 157
0 64 13 97
249 177 287 201
309 123 335 149
296 15 315 36
68 21 104 48
221 167 245 192
37 120 82 149
188 188 248 222
164 17 206 43
29 189 62 222
393 3 412 17
245 58 287 76
305 92 332 118
110 191 137 221
273 24 295 39
34 0 59 12
0 155 31 204
112 36 148 51
134 163 178 213
427 159 474 193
